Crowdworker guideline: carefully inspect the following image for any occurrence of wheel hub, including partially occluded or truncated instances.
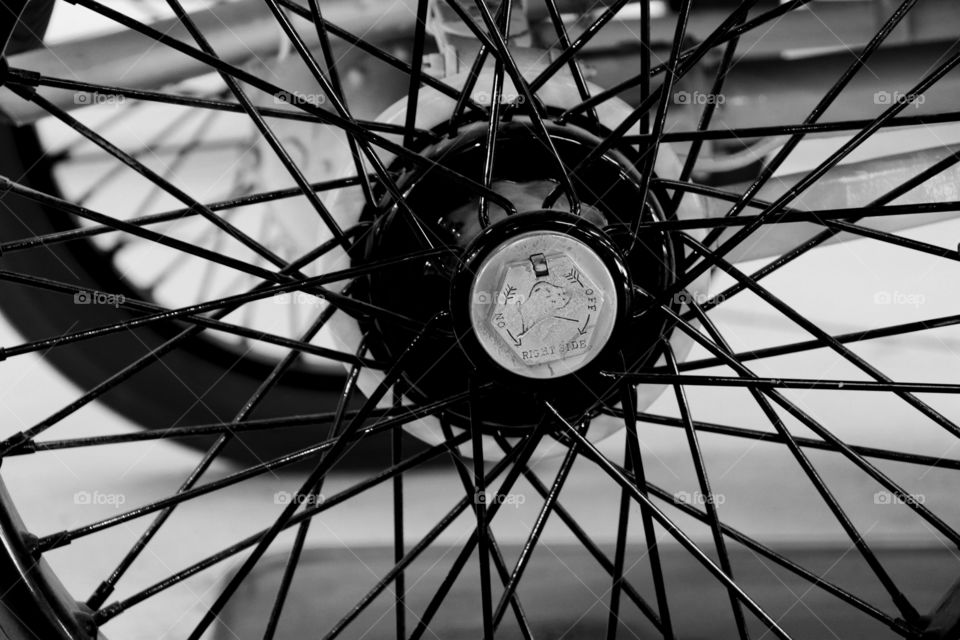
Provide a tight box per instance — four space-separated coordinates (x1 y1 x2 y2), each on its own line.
354 119 678 431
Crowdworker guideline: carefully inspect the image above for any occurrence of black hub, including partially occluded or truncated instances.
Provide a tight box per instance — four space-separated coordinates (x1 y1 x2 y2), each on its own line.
357 120 680 431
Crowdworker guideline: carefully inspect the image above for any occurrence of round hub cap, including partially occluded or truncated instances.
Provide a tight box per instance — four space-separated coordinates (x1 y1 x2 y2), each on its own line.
469 230 618 379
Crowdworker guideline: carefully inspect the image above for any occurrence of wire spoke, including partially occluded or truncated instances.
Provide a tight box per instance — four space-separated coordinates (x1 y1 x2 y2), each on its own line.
59 0 518 215
544 0 760 209
635 0 936 318
0 248 447 367
618 384 674 639
606 411 960 473
623 109 960 145
478 0 512 228
646 293 960 550
681 235 960 443
490 423 585 632
92 428 469 624
8 407 403 455
261 339 368 639
444 0 581 214
274 0 485 116
185 314 444 640
391 388 408 640
558 0 815 119
4 68 426 136
610 373 960 394
405 420 548 640
640 478 916 636
492 434 666 634
0 177 369 255
323 426 542 640
262 0 439 249
438 417 534 640
663 344 749 638
667 6 746 215
550 403 793 640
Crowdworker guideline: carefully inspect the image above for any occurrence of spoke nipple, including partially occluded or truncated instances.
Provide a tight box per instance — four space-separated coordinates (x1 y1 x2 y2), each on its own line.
93 602 123 625
35 530 71 553
0 346 5 361
86 583 114 610
22 533 40 556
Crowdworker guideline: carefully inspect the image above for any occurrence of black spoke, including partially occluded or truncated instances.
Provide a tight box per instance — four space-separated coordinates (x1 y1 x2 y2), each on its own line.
643 480 916 636
325 426 541 640
391 388 407 640
185 314 444 640
93 430 470 623
492 435 665 634
608 411 960 473
491 423 585 632
623 109 960 145
544 0 760 209
619 384 675 639
610 373 960 394
663 344 749 639
405 420 549 640
549 403 792 640
0 177 369 255
681 235 960 444
647 292 960 550
478 0 512 228
557 0 815 120
636 0 937 317
0 248 446 369
4 68 427 137
445 0 581 214
262 339 368 640
261 0 439 249
58 0 518 215
667 6 746 215
438 414 534 640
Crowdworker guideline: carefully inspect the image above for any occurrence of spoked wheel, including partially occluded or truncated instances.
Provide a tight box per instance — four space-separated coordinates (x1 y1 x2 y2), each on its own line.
2 0 960 638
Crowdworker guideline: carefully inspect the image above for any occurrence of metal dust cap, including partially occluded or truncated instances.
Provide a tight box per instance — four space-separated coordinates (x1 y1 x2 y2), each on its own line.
470 231 618 379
